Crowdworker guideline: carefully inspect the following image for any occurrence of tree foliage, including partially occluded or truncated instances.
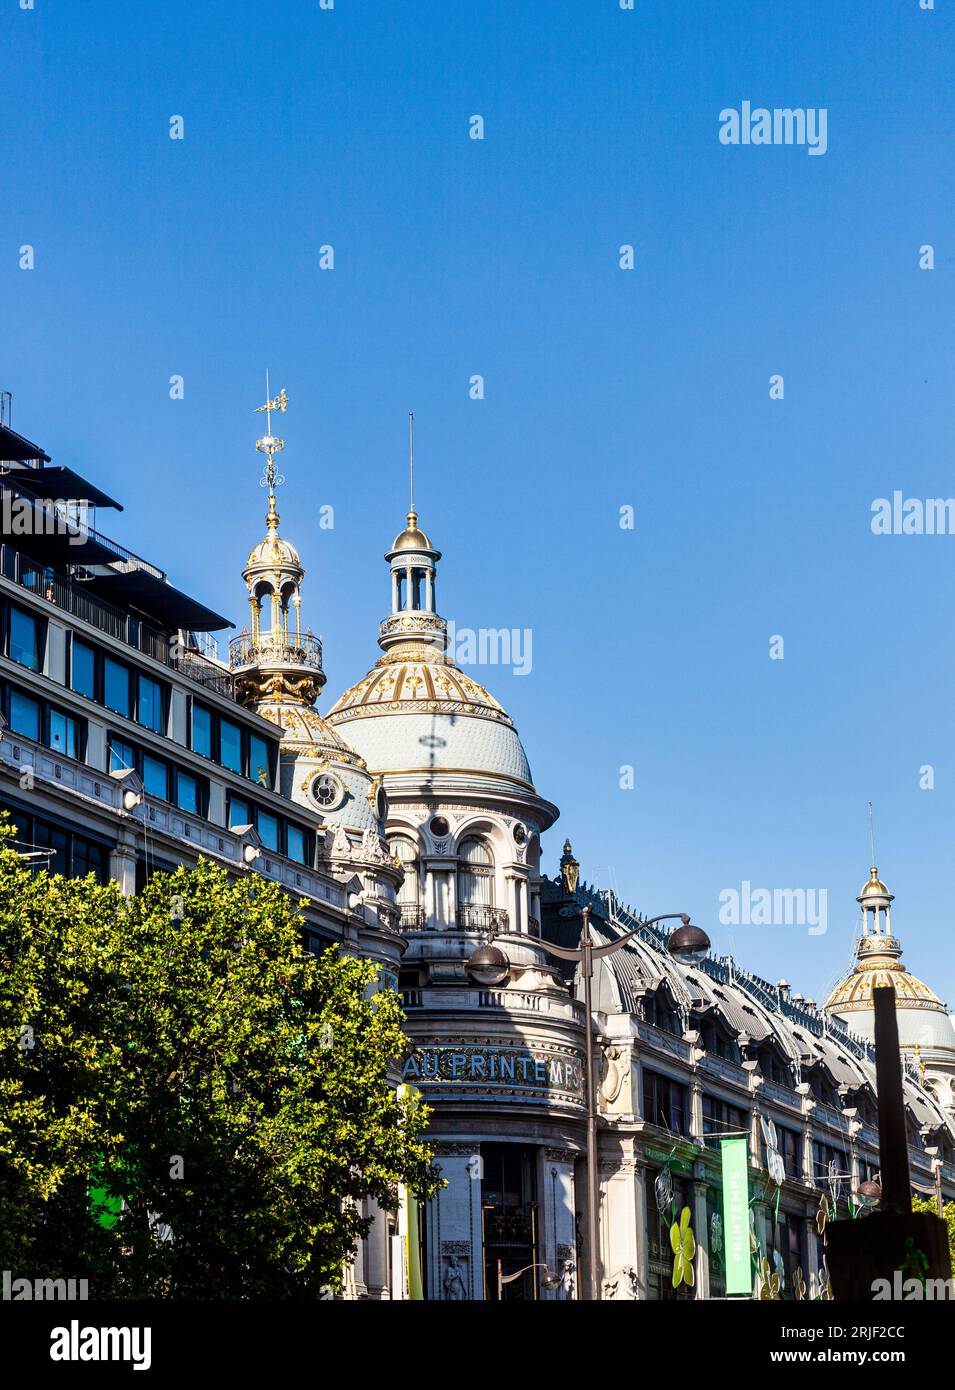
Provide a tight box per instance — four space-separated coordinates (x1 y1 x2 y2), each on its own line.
0 817 438 1296
912 1195 955 1272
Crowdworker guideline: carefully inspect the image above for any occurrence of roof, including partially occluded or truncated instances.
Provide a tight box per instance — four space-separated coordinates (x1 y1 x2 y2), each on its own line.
78 569 232 633
2 463 122 511
0 423 50 463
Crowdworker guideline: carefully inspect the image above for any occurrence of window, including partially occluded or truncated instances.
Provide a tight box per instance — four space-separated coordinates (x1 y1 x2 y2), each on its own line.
175 771 200 815
780 1127 802 1179
142 754 170 800
0 801 109 885
33 821 69 876
286 824 307 866
647 1169 692 1301
702 1094 746 1138
103 657 131 717
71 640 97 699
72 837 107 882
8 606 41 670
107 736 136 775
138 675 166 733
219 719 243 774
48 707 79 759
391 837 420 905
642 1070 689 1135
257 810 279 852
458 838 493 907
192 703 213 759
249 734 271 787
228 794 252 829
8 689 40 741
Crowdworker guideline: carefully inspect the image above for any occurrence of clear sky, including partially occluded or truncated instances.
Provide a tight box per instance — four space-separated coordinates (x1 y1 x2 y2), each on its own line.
3 1 954 1008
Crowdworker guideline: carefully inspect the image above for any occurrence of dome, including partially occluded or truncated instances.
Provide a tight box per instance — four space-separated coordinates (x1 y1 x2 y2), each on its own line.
326 650 534 786
859 867 892 902
246 533 301 570
389 509 435 555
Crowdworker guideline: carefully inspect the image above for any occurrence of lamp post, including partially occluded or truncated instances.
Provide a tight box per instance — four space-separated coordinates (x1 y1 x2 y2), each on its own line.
470 903 709 1301
497 1258 560 1300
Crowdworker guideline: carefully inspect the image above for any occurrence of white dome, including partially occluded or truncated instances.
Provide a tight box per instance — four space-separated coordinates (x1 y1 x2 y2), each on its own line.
330 707 532 786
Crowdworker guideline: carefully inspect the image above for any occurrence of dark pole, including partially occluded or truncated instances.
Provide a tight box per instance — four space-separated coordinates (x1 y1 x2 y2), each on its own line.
873 985 911 1216
580 907 600 1301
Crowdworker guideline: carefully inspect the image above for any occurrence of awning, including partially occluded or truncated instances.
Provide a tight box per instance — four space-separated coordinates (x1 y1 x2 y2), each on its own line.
0 490 124 566
0 423 50 463
2 464 122 510
78 568 232 632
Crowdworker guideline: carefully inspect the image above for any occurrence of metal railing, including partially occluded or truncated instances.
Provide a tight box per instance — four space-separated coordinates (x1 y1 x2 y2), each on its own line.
456 905 510 932
398 904 426 930
0 543 236 701
229 631 323 672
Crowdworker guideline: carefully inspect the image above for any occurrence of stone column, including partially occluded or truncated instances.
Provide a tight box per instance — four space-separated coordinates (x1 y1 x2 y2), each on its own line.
692 1168 711 1299
362 1198 392 1299
427 1145 483 1300
109 830 138 895
541 1149 578 1300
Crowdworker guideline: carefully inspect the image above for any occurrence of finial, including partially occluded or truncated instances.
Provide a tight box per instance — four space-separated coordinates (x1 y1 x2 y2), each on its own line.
408 411 415 515
254 371 288 494
867 801 877 871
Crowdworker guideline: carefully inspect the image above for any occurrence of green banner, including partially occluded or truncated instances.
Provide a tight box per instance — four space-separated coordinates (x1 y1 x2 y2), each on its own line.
720 1138 751 1296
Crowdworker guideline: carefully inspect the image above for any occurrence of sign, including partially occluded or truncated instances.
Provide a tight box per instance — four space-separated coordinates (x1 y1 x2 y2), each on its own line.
402 1044 583 1101
720 1138 752 1296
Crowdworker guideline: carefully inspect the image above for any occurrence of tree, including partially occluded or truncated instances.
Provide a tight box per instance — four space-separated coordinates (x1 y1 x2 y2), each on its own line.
912 1195 955 1273
0 817 438 1297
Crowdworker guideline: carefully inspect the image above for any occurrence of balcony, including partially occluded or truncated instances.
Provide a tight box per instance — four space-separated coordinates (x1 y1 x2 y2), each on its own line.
398 904 426 930
229 631 323 673
456 905 510 933
0 543 236 701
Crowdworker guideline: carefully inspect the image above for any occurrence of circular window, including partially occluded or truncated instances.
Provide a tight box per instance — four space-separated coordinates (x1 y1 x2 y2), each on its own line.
430 815 450 838
375 784 388 821
512 822 527 846
310 771 344 811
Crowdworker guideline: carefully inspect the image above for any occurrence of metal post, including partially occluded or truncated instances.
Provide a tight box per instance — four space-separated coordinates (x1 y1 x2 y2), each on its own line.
581 910 600 1300
873 985 911 1215
935 1160 945 1219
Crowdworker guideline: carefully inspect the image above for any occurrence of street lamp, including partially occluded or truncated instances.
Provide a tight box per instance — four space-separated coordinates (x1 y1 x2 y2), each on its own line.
497 1258 560 1300
470 904 709 1300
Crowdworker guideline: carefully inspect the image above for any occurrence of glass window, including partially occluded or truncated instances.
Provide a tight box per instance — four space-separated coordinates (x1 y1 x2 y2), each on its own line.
72 837 108 883
192 703 213 759
142 754 169 800
220 719 243 773
459 838 493 907
33 821 69 877
248 734 271 786
175 771 199 815
228 795 251 829
138 675 165 733
9 606 41 670
103 658 131 717
257 811 279 851
71 640 97 699
48 708 78 759
286 824 307 865
9 689 41 741
391 837 419 905
108 736 136 775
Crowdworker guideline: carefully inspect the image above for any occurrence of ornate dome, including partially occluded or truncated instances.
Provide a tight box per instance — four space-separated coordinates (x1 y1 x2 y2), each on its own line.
246 531 301 571
390 508 434 555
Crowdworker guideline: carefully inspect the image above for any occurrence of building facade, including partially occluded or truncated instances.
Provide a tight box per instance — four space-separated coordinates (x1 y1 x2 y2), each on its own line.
3 395 954 1300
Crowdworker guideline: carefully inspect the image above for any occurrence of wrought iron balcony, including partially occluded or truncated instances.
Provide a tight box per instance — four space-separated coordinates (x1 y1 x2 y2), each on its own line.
398 904 426 930
229 631 323 672
456 905 510 933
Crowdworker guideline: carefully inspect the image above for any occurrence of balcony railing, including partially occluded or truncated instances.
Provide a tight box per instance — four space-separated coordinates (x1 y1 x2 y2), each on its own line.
398 904 426 930
0 543 236 701
229 631 323 672
456 905 510 932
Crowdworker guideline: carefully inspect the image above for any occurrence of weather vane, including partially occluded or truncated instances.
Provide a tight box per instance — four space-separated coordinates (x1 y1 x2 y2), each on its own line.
254 371 288 491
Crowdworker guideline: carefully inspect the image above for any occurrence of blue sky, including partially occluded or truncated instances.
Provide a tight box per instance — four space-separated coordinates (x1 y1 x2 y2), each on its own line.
3 1 954 1006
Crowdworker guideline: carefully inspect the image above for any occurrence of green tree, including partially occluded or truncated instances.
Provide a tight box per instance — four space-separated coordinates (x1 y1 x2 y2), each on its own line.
0 818 438 1296
912 1195 955 1272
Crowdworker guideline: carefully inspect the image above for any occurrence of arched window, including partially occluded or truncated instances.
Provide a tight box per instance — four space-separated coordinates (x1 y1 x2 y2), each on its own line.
390 837 420 908
458 838 494 908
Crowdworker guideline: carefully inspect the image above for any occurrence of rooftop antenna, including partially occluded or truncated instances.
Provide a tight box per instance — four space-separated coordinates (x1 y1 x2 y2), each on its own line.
408 410 415 516
867 801 877 868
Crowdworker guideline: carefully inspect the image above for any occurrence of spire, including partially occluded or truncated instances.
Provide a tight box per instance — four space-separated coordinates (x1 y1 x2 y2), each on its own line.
229 379 325 704
378 415 447 657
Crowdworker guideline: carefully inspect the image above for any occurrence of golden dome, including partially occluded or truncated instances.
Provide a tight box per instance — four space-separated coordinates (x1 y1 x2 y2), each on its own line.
824 958 944 1013
327 649 512 725
859 866 892 901
390 509 434 554
246 533 301 570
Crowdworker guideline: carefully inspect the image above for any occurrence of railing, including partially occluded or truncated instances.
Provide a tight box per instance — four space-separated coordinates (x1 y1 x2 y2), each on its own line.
229 631 323 672
527 915 541 936
398 904 426 930
456 905 510 932
375 902 400 931
0 543 236 702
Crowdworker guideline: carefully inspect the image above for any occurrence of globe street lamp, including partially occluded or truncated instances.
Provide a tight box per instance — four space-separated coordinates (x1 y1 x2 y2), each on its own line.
468 904 710 1301
497 1259 560 1300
